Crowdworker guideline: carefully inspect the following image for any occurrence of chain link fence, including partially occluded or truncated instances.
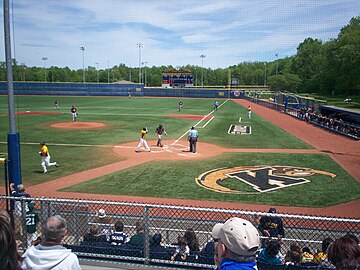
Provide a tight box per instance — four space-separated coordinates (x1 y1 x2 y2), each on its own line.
1 196 359 269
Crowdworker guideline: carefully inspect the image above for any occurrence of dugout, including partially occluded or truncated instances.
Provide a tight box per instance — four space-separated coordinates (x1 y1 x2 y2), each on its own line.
319 105 360 125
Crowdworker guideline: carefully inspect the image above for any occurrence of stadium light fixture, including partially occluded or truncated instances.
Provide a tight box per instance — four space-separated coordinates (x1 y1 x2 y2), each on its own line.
80 46 86 83
200 55 206 87
42 57 48 82
136 42 144 84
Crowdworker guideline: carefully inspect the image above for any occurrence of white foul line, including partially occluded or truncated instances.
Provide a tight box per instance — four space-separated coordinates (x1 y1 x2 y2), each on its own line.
200 116 214 128
172 99 229 145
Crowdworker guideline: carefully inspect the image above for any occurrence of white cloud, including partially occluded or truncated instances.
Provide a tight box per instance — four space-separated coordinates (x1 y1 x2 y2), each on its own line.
0 0 359 69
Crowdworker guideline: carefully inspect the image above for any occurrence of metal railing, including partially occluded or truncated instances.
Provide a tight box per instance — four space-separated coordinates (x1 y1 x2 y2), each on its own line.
1 196 359 269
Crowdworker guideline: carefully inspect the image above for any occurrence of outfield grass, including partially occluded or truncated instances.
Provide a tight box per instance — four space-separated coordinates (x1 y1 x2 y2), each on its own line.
1 95 359 208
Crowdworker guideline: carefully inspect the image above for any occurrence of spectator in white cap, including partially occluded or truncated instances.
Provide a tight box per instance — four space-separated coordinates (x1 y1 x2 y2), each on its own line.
93 209 113 241
211 217 260 269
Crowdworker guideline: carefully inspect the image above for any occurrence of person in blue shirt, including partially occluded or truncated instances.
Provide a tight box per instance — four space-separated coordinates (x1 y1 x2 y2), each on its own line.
212 217 260 270
188 126 198 153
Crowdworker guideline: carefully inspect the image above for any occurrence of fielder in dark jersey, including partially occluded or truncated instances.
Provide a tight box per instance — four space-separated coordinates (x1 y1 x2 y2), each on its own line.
155 124 167 147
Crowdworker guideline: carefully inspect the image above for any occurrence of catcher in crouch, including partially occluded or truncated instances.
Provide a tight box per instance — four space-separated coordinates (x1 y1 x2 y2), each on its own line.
155 124 167 147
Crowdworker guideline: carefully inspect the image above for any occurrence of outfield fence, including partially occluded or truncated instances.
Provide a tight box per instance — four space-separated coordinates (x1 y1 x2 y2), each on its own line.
1 196 359 269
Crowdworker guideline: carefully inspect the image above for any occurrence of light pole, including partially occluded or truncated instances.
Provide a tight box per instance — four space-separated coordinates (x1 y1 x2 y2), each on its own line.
107 60 110 83
264 62 267 86
142 61 148 86
42 57 48 82
200 55 206 87
20 63 26 82
136 42 144 83
145 62 147 86
95 62 99 83
80 46 85 83
275 53 279 75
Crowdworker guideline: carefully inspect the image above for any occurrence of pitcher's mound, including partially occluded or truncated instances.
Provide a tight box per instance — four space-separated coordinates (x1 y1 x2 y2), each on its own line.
50 122 107 129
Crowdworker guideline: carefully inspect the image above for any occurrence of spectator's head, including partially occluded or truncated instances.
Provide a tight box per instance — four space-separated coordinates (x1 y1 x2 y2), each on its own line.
178 236 187 250
114 220 124 232
265 239 281 258
28 202 35 211
17 184 25 192
43 215 67 244
0 216 22 270
302 246 312 254
327 237 360 269
135 221 144 233
151 233 162 246
285 244 301 265
97 208 106 219
0 211 10 224
343 233 359 245
89 224 99 236
321 237 333 253
268 207 276 214
212 217 260 263
184 228 197 243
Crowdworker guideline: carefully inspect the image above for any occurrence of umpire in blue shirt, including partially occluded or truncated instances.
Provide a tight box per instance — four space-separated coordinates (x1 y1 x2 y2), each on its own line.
188 126 198 153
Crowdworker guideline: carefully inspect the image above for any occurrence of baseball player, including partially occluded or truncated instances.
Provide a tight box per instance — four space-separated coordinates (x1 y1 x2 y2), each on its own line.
248 105 252 119
39 141 59 174
214 100 219 111
155 124 167 147
178 100 183 112
54 100 59 110
71 104 77 122
135 127 151 152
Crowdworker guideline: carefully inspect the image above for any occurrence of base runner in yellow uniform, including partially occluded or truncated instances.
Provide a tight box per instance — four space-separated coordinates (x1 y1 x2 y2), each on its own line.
40 141 59 174
135 127 151 152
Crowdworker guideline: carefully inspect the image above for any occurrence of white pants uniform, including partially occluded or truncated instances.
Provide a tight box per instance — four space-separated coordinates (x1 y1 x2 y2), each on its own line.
248 111 252 119
41 155 57 173
136 138 150 152
72 112 77 122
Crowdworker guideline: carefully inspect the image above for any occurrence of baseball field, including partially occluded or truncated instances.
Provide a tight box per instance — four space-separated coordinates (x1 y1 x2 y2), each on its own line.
0 95 359 213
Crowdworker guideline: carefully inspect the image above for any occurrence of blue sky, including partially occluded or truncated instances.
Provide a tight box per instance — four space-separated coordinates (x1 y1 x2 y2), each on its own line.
0 0 359 70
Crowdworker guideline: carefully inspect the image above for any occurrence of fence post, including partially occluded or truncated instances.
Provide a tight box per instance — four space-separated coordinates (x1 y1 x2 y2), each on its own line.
21 199 28 249
73 203 79 244
143 205 150 264
40 198 51 226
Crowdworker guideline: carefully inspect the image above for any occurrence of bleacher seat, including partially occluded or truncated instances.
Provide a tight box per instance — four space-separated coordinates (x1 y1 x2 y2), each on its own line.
286 263 319 269
257 261 286 270
64 243 143 258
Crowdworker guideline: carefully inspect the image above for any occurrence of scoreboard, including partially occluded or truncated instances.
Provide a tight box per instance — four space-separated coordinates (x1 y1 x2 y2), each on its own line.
162 73 194 88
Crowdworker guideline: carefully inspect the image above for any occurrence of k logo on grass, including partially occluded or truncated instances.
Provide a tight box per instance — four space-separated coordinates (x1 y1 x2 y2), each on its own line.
196 166 336 194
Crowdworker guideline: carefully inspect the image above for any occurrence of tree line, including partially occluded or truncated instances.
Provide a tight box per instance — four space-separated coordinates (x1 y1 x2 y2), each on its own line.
0 17 358 96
